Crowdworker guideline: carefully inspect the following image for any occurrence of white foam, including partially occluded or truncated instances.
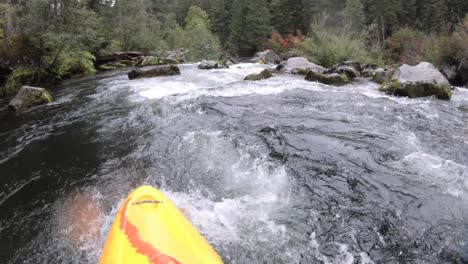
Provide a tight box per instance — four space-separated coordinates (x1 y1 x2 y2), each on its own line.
400 152 468 197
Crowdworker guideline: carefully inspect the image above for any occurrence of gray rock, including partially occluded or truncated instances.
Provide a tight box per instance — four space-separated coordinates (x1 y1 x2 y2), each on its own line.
128 65 181 80
250 49 280 64
198 60 219 70
279 57 327 74
379 62 452 100
9 86 53 111
372 68 395 84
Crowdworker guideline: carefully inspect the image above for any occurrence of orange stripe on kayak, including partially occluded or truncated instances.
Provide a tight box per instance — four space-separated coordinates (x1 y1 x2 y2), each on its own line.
120 199 181 264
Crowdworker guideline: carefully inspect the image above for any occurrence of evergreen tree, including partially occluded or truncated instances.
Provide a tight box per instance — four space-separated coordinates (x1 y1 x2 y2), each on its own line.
421 0 449 32
271 0 308 35
345 0 365 32
208 0 230 45
228 0 270 56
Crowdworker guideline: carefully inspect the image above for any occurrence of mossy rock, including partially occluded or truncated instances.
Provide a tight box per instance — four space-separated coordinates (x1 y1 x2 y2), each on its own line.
2 68 59 96
9 86 53 111
291 68 311 75
244 69 274 81
305 71 350 85
379 79 452 100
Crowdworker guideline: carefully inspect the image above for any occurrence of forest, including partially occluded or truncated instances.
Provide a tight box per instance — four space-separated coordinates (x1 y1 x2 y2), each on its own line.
1 0 468 96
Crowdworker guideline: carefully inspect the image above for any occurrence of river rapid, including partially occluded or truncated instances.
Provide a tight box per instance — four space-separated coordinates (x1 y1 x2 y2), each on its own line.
0 63 468 263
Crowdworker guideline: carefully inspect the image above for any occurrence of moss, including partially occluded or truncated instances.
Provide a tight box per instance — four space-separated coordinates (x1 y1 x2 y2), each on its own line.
305 71 350 85
9 86 54 111
379 79 452 100
2 68 58 96
292 68 311 75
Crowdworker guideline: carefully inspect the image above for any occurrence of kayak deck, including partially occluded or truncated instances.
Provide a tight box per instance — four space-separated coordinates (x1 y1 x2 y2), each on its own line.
100 186 223 264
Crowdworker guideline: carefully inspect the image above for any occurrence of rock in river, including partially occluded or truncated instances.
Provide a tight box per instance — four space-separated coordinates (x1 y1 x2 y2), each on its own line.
244 69 274 81
305 71 350 85
9 86 53 111
379 62 452 100
128 65 181 80
278 57 327 74
198 60 219 70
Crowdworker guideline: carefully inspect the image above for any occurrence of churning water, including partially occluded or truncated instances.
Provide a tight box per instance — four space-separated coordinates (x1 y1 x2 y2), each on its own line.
0 63 468 263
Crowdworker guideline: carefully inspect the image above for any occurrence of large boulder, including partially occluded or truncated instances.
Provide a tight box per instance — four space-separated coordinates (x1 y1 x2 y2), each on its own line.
161 49 189 64
244 69 274 81
278 57 327 74
128 65 181 80
198 60 219 70
9 86 53 111
305 71 350 85
379 62 452 100
250 49 280 64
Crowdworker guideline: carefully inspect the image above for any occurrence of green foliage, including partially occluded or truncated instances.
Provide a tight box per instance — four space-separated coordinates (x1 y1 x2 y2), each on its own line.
228 0 271 56
112 0 167 52
345 0 365 32
2 68 57 96
51 51 96 78
386 27 457 67
183 6 221 61
298 14 384 67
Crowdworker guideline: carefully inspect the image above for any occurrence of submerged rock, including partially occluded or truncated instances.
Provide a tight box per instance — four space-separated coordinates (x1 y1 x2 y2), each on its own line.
198 60 219 70
9 86 53 111
305 71 350 85
250 49 280 64
128 65 181 80
279 57 327 74
379 62 452 100
244 69 273 81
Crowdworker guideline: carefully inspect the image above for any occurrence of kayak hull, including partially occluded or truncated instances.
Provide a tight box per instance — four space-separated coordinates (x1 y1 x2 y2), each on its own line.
99 186 223 264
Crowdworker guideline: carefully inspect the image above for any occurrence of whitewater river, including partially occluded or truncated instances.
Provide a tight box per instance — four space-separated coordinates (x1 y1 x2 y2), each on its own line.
0 63 468 263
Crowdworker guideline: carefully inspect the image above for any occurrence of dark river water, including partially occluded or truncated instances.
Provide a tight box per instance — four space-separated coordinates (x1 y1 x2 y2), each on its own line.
1 63 468 263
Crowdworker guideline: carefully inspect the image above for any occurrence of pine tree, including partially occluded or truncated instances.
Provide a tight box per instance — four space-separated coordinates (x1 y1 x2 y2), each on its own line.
208 0 230 45
228 0 270 56
271 0 307 35
345 0 365 32
421 0 449 32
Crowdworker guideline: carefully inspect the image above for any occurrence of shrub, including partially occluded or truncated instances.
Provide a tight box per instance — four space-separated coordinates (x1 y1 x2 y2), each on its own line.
386 27 458 67
51 51 96 78
298 14 384 67
263 31 304 54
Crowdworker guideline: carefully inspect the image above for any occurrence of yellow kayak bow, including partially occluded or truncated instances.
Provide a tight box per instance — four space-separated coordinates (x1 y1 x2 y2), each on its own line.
99 186 223 264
